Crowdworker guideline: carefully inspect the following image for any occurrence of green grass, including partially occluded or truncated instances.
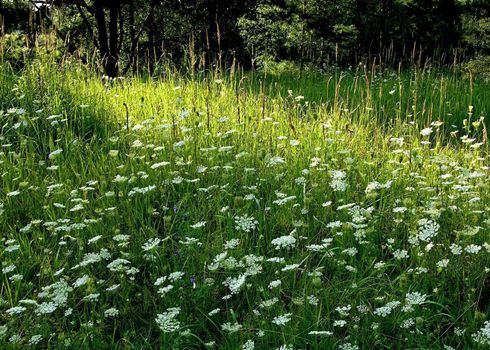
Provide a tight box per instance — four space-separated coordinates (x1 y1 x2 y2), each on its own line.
0 56 490 349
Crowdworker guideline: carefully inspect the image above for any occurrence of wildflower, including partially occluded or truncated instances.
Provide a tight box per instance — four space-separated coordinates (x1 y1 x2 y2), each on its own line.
9 334 21 344
420 127 433 137
221 322 242 333
271 235 296 250
6 306 26 315
224 239 240 250
401 318 415 329
273 195 297 205
465 244 481 254
308 331 333 336
82 293 100 302
276 345 294 350
104 307 119 317
151 161 170 169
105 284 120 292
155 307 181 333
243 339 255 350
272 313 292 326
374 301 401 317
208 308 220 316
29 335 43 345
418 219 440 242
259 297 279 309
473 321 490 345
393 249 409 259
173 140 185 150
333 320 347 327
2 264 15 274
235 215 258 232
223 274 246 294
142 238 161 251
190 221 206 229
113 175 128 183
48 149 63 159
281 264 300 271
436 259 449 268
128 185 156 197
307 295 319 306
267 156 286 167
107 258 131 272
269 280 282 289
72 274 90 288
330 170 347 192
35 302 57 315
335 305 351 317
157 285 174 295
450 244 462 255
405 292 427 305
132 140 144 148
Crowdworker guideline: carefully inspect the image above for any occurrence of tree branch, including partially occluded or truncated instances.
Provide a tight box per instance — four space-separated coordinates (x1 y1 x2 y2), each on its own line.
72 0 95 15
29 1 73 48
74 1 99 49
122 3 156 75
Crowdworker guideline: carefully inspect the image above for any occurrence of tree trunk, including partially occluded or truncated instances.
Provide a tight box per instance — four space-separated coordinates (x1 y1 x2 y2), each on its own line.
107 2 119 77
94 0 111 75
354 0 368 55
438 0 460 50
207 0 217 61
148 0 156 74
128 0 136 70
380 0 387 49
0 0 4 37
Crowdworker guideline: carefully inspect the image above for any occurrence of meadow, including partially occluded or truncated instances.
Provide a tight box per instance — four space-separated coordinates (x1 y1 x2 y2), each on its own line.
1 56 490 349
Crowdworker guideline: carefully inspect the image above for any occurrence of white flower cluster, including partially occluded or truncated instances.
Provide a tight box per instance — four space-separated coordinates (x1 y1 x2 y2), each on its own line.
155 307 181 333
272 313 292 326
235 215 258 233
271 235 296 250
473 321 490 345
330 170 347 192
374 301 401 317
418 219 440 242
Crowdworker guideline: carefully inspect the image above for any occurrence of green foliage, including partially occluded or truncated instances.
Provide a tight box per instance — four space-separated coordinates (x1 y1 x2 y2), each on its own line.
0 33 27 68
238 4 286 59
0 32 63 69
1 0 489 70
466 56 490 79
238 2 314 65
463 17 490 52
332 24 359 57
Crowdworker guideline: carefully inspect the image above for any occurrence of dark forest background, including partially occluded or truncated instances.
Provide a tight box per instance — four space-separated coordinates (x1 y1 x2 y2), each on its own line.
1 0 489 76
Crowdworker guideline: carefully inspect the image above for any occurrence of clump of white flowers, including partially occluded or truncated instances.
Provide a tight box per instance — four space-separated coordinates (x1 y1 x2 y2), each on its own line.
329 170 347 192
48 149 63 159
272 313 292 326
271 234 296 250
155 307 181 333
142 237 161 251
374 301 401 317
221 322 243 333
418 219 440 242
223 274 246 294
235 215 258 232
473 321 490 345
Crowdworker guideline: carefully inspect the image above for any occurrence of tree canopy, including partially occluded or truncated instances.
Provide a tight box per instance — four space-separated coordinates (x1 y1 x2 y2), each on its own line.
1 0 489 76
